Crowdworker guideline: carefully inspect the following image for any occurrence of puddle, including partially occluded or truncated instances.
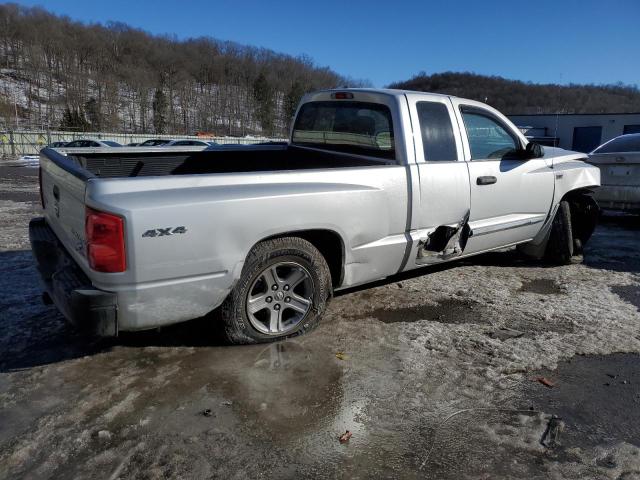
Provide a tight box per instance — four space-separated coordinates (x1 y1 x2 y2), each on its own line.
0 337 349 478
525 353 640 449
611 285 640 311
56 339 345 437
519 279 564 295
354 298 489 325
419 408 549 479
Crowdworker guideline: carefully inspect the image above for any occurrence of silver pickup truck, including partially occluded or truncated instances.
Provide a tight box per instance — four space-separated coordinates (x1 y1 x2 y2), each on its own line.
30 89 600 344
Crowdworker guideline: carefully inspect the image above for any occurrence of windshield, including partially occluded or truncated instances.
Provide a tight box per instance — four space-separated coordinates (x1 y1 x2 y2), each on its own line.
593 134 640 154
292 101 395 159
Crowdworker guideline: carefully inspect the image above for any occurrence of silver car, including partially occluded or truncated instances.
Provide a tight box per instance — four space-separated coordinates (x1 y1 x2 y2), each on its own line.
63 139 122 148
589 133 640 213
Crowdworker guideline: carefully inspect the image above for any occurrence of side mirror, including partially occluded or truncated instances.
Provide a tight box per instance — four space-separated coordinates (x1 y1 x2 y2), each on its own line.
524 142 544 159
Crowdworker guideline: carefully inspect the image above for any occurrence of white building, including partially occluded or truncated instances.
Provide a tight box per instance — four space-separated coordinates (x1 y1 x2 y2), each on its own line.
508 113 640 152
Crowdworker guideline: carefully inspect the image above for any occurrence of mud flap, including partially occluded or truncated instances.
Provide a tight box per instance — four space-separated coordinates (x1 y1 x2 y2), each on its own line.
416 211 472 264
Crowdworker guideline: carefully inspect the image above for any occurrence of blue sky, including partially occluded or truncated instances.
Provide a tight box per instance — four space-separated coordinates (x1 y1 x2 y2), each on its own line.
18 0 640 87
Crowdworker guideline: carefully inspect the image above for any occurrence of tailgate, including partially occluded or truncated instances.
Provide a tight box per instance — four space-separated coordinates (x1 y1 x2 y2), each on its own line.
39 149 91 267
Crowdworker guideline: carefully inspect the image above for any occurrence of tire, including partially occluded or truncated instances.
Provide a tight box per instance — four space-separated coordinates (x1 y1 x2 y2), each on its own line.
218 237 332 345
545 200 581 265
570 237 585 264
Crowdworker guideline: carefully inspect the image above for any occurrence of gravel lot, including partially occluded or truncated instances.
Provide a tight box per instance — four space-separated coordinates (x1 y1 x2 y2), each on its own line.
1 164 640 479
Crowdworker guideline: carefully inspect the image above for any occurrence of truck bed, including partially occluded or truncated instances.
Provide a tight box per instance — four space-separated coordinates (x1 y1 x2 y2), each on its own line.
38 140 409 332
58 144 392 178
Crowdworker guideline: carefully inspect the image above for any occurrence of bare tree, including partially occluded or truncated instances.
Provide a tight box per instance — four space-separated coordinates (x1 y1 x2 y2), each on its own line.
0 3 358 136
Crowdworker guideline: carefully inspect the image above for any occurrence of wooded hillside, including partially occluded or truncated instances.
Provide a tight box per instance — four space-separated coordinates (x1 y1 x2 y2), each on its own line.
0 4 356 136
3 4 639 137
389 72 640 114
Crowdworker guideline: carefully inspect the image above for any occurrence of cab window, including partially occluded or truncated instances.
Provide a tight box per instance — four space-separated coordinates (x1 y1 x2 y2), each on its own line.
461 109 519 159
292 101 395 160
416 102 458 161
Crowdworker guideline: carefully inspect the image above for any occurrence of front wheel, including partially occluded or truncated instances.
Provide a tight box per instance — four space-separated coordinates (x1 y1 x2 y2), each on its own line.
545 200 582 265
218 237 332 344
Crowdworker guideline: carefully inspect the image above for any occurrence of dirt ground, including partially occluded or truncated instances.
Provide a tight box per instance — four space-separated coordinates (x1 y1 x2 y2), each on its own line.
1 164 640 479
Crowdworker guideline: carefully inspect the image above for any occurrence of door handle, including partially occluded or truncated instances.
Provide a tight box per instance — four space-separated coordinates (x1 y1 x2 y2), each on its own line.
476 176 497 185
52 184 60 200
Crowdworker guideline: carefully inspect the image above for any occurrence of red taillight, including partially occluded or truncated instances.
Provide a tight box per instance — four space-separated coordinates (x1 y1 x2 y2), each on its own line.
38 166 45 208
85 207 126 273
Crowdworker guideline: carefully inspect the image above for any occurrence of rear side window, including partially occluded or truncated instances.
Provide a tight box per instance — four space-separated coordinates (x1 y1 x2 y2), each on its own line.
461 110 518 159
593 135 640 154
292 101 395 160
416 102 458 161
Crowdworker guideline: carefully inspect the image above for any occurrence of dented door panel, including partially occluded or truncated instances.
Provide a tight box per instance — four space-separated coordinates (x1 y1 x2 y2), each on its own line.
463 159 555 253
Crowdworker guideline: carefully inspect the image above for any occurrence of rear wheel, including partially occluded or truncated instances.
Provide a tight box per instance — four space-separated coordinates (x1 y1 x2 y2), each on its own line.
219 237 331 344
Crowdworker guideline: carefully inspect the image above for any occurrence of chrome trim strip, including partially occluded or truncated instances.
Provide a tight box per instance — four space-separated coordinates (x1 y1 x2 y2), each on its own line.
471 215 546 237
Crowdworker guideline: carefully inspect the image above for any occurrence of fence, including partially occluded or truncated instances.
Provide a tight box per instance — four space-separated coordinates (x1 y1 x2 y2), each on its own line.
0 129 285 158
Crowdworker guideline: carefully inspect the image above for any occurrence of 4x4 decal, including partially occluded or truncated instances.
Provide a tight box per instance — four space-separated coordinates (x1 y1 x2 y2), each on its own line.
142 226 187 238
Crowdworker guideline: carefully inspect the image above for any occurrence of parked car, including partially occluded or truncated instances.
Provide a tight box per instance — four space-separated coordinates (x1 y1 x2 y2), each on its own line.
138 139 175 146
64 139 122 148
588 133 640 213
30 88 600 343
48 141 68 148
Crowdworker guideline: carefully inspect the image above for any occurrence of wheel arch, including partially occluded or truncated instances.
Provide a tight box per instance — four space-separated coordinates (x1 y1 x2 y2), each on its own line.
251 229 346 289
561 188 600 247
519 187 599 259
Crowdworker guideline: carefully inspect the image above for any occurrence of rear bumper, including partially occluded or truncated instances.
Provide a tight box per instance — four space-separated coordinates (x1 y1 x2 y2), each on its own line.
29 217 118 336
595 185 640 212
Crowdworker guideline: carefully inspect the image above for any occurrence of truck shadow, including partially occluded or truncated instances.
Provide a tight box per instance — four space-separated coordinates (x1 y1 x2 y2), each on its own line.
0 250 227 373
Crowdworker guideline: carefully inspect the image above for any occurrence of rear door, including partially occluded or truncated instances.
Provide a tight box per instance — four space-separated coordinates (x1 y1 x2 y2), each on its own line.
451 100 555 254
403 93 471 267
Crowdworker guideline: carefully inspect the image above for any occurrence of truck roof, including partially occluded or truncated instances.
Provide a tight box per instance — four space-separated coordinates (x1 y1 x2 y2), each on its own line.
313 87 456 100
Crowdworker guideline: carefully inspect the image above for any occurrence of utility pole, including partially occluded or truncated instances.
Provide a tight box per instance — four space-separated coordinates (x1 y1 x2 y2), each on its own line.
13 84 19 130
